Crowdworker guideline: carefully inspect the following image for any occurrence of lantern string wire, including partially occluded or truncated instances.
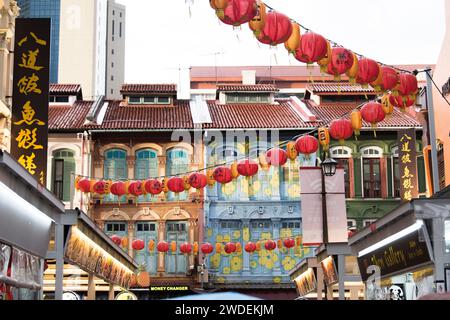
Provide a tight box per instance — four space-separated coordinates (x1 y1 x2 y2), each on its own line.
262 1 414 75
73 99 372 181
421 70 450 108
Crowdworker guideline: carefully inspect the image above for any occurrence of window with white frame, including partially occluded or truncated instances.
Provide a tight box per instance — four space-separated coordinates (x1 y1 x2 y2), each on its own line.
128 96 172 105
361 146 383 198
363 219 377 228
391 146 400 198
330 146 352 198
347 219 357 229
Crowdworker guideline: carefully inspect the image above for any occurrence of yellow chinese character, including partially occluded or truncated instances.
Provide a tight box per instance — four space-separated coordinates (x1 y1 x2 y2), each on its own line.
18 153 37 175
14 101 45 126
18 32 47 47
401 153 411 164
17 73 42 95
400 134 412 142
40 171 45 185
19 49 44 71
401 141 411 153
403 190 412 201
16 128 43 150
402 167 414 179
403 178 413 189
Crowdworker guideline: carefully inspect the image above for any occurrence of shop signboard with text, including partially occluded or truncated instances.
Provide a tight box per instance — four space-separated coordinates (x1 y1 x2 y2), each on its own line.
11 19 50 185
397 129 418 201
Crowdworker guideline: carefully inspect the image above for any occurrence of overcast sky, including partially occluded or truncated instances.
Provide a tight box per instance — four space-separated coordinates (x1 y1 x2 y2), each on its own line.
117 0 445 84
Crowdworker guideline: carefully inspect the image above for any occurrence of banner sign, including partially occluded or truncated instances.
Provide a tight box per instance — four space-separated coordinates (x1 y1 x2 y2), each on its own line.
357 230 431 282
321 256 339 286
397 129 418 201
11 19 50 185
300 168 348 245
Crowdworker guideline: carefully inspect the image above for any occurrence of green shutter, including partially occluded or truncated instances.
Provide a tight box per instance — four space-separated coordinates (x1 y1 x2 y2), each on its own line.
63 160 75 201
387 157 392 198
417 156 426 193
353 157 362 197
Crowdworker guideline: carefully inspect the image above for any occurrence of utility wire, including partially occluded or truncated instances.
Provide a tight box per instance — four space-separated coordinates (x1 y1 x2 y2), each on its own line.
423 69 450 108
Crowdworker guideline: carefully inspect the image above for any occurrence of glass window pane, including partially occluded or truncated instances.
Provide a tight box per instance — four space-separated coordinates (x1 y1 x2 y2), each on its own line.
150 224 155 231
157 97 170 104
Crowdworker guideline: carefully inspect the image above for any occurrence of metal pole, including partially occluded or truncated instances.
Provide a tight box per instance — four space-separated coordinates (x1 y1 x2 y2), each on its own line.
321 170 329 243
425 68 441 194
55 222 64 300
338 254 345 300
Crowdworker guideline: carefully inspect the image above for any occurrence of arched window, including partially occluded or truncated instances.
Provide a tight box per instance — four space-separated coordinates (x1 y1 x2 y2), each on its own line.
104 149 127 202
52 149 76 201
391 146 400 198
361 146 383 198
166 148 189 200
330 146 352 198
135 149 158 202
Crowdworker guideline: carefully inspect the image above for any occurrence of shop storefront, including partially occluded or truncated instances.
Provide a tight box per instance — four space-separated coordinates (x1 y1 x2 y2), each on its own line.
0 151 59 300
290 243 365 300
349 189 450 300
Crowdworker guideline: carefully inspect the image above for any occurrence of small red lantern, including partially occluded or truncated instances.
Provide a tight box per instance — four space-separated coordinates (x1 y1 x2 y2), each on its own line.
180 242 192 254
361 102 385 129
264 240 276 251
92 180 107 194
128 181 144 197
219 0 257 27
110 181 126 196
389 94 416 110
398 73 418 97
326 48 354 80
200 242 214 255
110 235 122 246
348 230 356 238
283 238 295 249
132 239 145 251
167 177 185 193
294 32 328 64
257 11 293 46
295 135 319 159
144 179 162 195
157 241 169 253
188 173 208 189
213 166 233 184
224 242 237 254
77 179 91 193
266 148 287 166
370 66 399 92
245 242 257 253
329 119 353 144
237 159 259 177
356 58 380 86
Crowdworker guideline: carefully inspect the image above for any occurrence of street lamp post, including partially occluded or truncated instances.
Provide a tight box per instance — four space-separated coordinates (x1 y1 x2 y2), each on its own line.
320 157 338 299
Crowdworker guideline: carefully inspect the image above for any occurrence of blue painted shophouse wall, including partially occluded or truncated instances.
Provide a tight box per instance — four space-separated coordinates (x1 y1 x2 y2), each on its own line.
205 140 317 285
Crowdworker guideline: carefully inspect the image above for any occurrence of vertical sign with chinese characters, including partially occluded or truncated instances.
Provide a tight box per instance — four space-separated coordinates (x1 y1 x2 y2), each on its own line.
397 128 418 201
11 19 50 185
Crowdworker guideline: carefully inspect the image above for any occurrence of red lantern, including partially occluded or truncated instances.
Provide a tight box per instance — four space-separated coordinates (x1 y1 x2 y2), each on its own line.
188 173 208 189
157 241 169 253
110 235 122 246
167 177 185 193
144 179 162 195
77 179 91 193
356 58 380 85
224 242 237 254
245 242 257 253
326 48 354 80
329 119 353 144
283 238 295 249
360 102 386 129
370 66 399 92
92 180 107 194
295 135 319 158
213 166 233 184
128 181 144 197
180 242 192 254
200 242 214 255
219 0 257 27
110 181 126 196
348 230 355 238
398 73 418 96
389 94 416 110
132 239 145 251
264 240 276 251
266 148 287 166
237 159 259 177
257 11 292 46
294 32 328 64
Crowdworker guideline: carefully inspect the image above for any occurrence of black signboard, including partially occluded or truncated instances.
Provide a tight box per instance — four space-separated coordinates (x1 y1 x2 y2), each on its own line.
11 19 50 185
397 129 418 202
358 229 431 282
